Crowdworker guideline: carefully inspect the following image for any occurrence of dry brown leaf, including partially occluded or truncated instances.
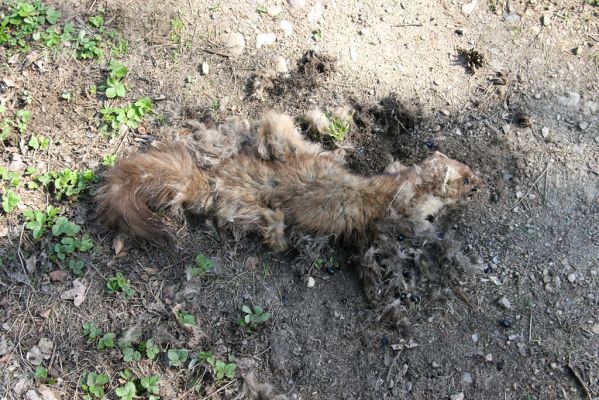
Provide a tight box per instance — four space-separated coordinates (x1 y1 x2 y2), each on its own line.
25 255 36 274
60 279 87 307
113 236 125 255
48 270 67 282
37 385 61 400
39 309 51 319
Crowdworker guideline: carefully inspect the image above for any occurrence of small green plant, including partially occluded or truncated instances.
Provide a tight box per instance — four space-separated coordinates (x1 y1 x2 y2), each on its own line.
328 115 351 142
115 381 136 400
2 109 31 141
1 190 20 212
176 310 197 325
191 253 215 276
140 375 160 399
34 366 48 380
88 15 104 28
82 321 103 342
80 371 109 399
142 339 160 360
589 0 599 6
0 167 20 187
35 168 95 200
122 346 142 362
199 351 237 383
28 135 50 150
239 305 271 328
106 272 135 299
167 348 188 367
101 154 117 166
99 97 153 135
23 206 59 239
169 17 185 44
61 91 73 101
311 29 322 42
97 332 115 349
104 60 128 99
111 37 129 58
75 31 103 60
0 1 61 51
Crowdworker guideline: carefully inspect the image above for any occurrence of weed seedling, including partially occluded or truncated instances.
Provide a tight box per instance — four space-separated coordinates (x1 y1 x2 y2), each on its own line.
34 366 48 380
1 190 20 213
82 321 103 342
106 272 135 299
104 60 128 99
167 348 189 367
28 135 50 150
169 17 185 44
97 332 115 349
115 381 136 400
101 154 117 166
239 305 271 328
142 339 160 360
80 371 109 399
192 253 215 276
61 91 73 101
199 351 237 383
176 310 197 325
23 206 59 239
328 115 351 142
99 97 153 135
121 346 142 362
140 375 160 399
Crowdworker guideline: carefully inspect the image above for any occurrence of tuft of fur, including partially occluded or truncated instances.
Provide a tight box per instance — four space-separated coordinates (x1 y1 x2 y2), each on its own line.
94 141 213 246
303 108 330 136
257 111 321 160
360 226 477 328
176 118 253 167
331 104 353 123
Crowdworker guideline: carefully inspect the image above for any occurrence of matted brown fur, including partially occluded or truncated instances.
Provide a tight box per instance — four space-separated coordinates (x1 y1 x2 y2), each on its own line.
95 113 480 251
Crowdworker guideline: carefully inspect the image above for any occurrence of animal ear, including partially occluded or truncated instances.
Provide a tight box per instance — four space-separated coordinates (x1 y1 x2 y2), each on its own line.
433 151 448 159
442 164 462 193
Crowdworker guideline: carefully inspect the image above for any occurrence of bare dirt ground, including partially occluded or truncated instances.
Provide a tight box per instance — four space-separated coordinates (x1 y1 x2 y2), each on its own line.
1 0 598 399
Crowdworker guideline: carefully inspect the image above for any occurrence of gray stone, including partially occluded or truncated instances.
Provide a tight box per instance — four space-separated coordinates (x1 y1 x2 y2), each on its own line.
557 92 580 107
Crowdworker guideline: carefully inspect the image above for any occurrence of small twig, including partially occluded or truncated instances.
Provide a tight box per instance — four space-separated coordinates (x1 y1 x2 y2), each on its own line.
507 163 550 213
528 308 533 342
201 47 233 58
385 350 403 384
394 23 423 27
453 287 478 311
566 363 592 400
199 379 238 400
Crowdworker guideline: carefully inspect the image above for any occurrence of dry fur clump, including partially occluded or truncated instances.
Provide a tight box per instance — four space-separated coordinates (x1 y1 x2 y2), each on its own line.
247 69 278 100
369 94 419 137
257 111 321 160
360 223 477 328
236 359 288 400
176 118 253 167
303 105 354 142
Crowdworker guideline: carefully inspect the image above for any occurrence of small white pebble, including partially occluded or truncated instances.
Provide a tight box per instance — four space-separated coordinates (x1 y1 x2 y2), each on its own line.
280 20 293 37
567 273 576 283
200 62 209 75
306 276 315 288
485 353 493 362
256 32 276 48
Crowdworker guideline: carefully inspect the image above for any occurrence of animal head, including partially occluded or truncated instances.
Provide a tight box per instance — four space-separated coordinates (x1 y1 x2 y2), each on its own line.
420 152 481 201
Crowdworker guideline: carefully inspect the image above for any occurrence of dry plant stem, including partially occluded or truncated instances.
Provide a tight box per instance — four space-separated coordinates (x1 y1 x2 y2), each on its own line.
507 162 550 213
566 363 592 400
